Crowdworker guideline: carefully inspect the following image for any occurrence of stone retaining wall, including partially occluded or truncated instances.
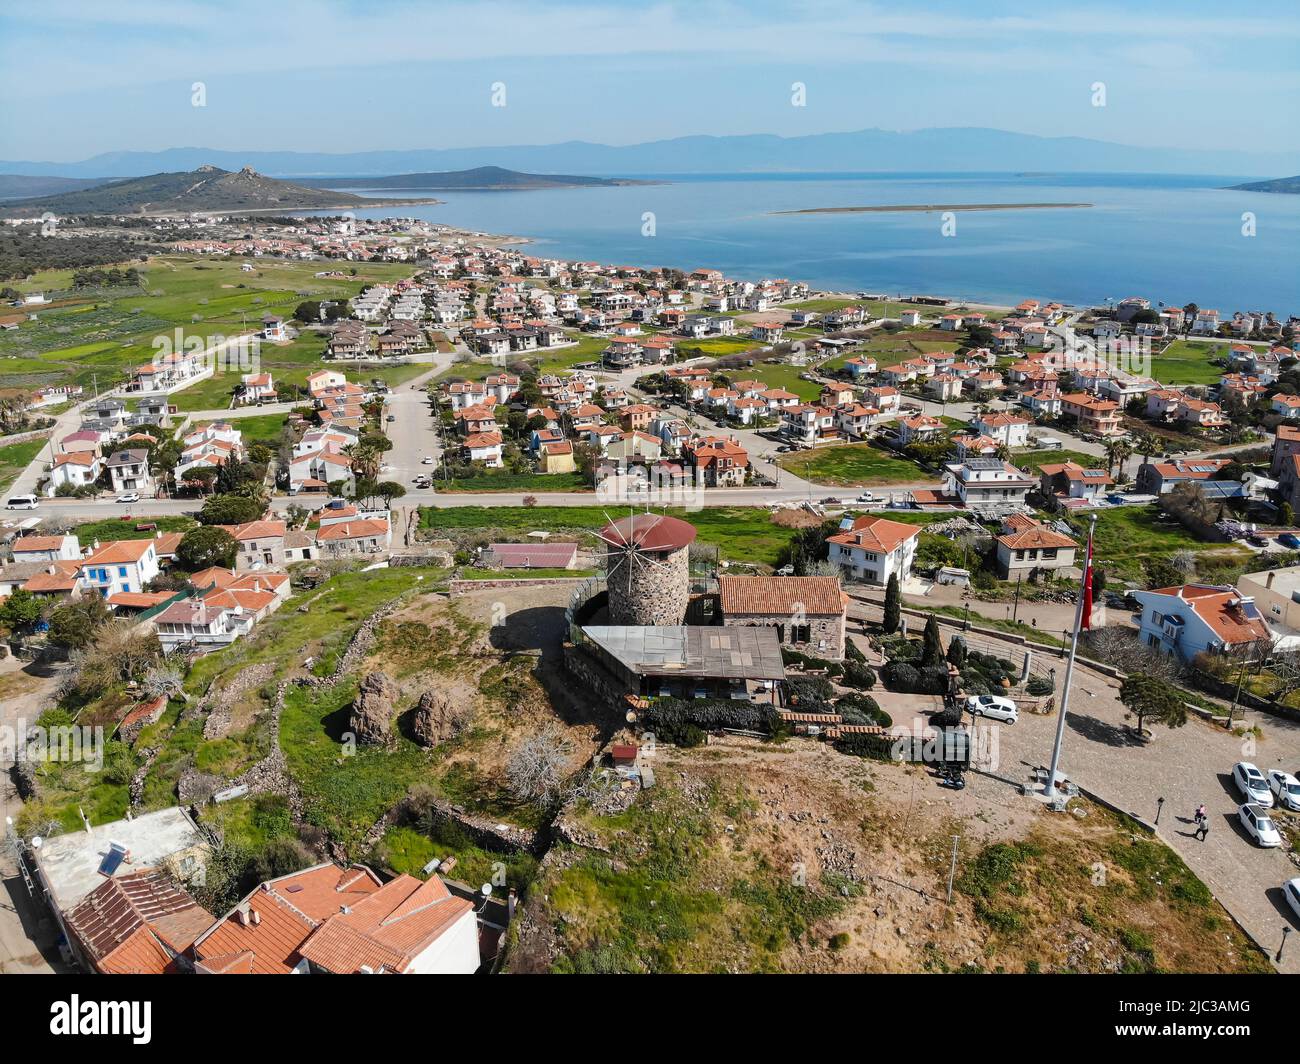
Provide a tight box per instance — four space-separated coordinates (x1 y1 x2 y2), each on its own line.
449 577 585 594
201 662 277 740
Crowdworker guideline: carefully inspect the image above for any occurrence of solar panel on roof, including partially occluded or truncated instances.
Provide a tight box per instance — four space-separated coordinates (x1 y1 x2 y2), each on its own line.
1082 469 1107 477
98 841 128 877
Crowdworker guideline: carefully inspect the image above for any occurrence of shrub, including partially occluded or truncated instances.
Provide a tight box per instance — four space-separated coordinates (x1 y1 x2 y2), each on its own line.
882 660 948 694
841 662 876 690
836 692 890 727
1026 675 1055 696
784 675 835 710
844 639 866 663
641 697 777 734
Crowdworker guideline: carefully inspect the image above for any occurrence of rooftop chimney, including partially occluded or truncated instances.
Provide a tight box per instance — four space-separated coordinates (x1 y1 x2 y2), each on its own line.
1268 572 1276 589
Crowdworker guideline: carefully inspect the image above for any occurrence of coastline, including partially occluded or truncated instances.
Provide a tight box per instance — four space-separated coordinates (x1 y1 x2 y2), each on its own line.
772 202 1093 215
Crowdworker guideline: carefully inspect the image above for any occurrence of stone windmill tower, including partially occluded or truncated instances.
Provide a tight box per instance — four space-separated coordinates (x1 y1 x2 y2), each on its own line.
597 512 697 627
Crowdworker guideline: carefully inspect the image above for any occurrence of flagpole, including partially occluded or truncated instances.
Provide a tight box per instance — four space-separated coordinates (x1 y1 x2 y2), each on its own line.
1044 513 1097 800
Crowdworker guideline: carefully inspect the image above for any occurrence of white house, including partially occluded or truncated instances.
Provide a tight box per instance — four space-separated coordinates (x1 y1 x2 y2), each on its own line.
1131 584 1272 663
47 452 101 496
970 412 1030 449
11 533 81 563
78 538 161 597
240 372 276 404
104 449 155 496
827 515 920 586
942 457 1036 509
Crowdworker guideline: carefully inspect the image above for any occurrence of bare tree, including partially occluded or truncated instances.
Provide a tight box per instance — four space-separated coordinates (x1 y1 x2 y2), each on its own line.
1079 626 1185 682
506 728 572 807
142 662 186 702
1170 549 1198 577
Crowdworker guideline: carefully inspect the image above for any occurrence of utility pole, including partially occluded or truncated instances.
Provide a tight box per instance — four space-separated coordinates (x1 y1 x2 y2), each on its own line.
1011 574 1022 624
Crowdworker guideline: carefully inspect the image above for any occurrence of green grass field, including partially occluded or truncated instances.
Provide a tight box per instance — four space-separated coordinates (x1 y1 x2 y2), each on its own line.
0 255 419 398
0 436 47 492
423 505 804 566
195 411 291 446
1011 449 1102 474
722 362 822 400
1149 339 1227 386
1071 507 1251 582
778 442 922 486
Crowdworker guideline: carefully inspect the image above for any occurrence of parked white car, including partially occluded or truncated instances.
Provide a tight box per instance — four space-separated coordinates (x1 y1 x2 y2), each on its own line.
1238 803 1282 847
964 694 1017 724
116 492 140 504
1269 770 1300 812
1233 762 1274 808
1284 878 1300 923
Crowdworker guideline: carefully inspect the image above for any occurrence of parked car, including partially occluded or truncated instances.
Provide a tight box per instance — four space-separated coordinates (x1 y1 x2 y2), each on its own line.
1269 770 1300 811
1280 533 1300 550
964 694 1018 724
1233 762 1274 807
116 492 140 504
5 494 38 510
1238 803 1282 847
856 491 875 502
421 456 434 465
1284 878 1300 922
1104 592 1127 609
1246 534 1269 548
386 414 396 423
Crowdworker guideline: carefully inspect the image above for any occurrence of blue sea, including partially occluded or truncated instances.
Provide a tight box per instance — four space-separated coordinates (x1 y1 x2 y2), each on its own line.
325 172 1299 313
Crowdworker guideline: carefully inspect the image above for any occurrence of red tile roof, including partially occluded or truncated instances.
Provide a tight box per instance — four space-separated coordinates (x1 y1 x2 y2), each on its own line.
719 575 846 617
828 515 921 553
66 869 212 975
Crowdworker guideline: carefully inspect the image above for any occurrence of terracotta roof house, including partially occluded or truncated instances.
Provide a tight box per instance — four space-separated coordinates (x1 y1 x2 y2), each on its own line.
994 518 1078 578
192 863 479 975
827 515 921 586
64 869 213 974
1132 584 1272 663
719 574 848 660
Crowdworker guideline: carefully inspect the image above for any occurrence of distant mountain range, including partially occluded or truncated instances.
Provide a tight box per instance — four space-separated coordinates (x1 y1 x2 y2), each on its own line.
0 174 113 202
3 128 1298 179
1226 175 1300 194
298 165 652 190
0 166 428 216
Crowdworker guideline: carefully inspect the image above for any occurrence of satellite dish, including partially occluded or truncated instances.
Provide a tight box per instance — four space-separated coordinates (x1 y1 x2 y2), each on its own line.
31 836 42 848
480 884 493 898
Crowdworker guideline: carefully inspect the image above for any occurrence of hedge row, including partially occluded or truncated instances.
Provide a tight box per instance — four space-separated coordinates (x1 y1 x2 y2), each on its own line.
641 697 778 734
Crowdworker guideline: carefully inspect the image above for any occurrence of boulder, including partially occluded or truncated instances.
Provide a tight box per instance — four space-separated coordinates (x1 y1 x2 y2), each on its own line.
409 689 465 748
351 670 399 746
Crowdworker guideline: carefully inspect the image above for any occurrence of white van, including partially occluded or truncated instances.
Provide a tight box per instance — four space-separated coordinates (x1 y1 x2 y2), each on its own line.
5 494 38 510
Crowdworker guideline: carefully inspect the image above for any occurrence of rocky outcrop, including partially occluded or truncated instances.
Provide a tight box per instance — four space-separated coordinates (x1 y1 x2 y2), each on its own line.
350 670 399 747
409 689 465 748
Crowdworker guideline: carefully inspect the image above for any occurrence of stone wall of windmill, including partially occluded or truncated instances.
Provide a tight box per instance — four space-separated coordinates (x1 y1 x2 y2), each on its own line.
606 542 690 626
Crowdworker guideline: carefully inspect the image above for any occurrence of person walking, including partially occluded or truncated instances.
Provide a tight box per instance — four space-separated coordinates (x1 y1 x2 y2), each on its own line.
1195 814 1209 841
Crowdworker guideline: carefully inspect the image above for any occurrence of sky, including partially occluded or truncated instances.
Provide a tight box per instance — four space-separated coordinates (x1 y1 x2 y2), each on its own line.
2 0 1299 162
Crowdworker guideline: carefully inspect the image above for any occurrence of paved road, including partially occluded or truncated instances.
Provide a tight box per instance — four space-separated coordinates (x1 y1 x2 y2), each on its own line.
847 598 1300 972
